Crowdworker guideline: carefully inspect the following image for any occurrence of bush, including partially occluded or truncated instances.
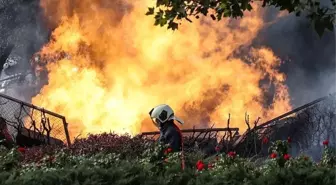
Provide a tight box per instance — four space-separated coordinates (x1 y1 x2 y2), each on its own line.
0 134 334 185
20 133 155 164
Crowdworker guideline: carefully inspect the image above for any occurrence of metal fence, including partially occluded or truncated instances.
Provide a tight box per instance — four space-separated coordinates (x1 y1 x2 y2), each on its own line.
141 126 240 154
230 93 336 158
0 93 71 146
141 127 239 141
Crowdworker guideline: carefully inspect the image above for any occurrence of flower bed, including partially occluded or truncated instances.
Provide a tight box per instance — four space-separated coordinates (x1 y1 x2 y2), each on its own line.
0 134 334 185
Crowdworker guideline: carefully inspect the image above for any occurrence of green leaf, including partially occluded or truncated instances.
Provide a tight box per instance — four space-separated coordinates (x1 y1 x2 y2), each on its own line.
223 9 231 17
168 22 179 30
154 18 160 26
325 22 334 32
314 19 325 37
146 7 155 15
241 0 249 10
156 0 166 7
160 17 168 26
177 7 186 15
246 4 253 11
216 12 223 21
218 2 227 11
200 7 208 15
323 16 334 31
295 11 301 16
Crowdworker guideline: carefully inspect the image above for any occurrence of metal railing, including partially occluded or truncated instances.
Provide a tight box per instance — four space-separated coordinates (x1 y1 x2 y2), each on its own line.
141 126 240 153
0 93 71 146
232 92 336 148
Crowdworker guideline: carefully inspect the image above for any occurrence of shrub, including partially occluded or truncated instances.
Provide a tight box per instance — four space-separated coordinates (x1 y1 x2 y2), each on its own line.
0 134 334 185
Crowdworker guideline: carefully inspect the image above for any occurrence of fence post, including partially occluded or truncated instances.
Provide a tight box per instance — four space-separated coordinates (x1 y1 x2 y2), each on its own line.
62 117 71 146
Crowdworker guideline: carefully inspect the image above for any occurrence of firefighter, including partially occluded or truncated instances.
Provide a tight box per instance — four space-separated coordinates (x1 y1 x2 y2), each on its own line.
149 104 184 152
149 104 185 169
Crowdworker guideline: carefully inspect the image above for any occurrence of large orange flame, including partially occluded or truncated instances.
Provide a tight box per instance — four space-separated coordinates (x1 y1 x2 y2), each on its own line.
32 0 292 139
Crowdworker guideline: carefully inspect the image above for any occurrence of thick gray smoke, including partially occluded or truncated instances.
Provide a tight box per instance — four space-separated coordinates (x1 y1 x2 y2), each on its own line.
251 7 336 159
0 0 49 102
0 0 49 140
252 7 336 107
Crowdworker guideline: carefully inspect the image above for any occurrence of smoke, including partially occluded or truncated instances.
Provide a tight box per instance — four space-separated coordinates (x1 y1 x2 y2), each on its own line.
252 7 336 107
0 0 50 140
0 0 49 102
253 7 335 159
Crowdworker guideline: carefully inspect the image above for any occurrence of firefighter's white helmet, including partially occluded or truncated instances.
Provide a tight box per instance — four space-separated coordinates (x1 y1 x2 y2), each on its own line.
149 104 184 127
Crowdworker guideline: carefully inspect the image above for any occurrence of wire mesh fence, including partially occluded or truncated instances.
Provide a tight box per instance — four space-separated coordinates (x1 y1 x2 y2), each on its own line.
0 93 71 146
232 93 336 158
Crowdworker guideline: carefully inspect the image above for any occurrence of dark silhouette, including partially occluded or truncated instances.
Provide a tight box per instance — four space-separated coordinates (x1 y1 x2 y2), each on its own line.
158 119 182 152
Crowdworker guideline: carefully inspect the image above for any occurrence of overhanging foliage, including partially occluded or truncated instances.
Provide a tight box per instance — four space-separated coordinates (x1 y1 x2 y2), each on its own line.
145 0 336 37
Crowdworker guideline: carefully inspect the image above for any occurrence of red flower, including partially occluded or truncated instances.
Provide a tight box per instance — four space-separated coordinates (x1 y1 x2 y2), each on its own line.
287 137 292 143
227 151 236 158
196 160 205 171
215 146 220 152
270 152 277 159
208 163 213 169
323 140 329 146
283 154 291 160
17 147 25 153
262 137 269 144
215 156 219 161
164 158 169 163
164 147 172 155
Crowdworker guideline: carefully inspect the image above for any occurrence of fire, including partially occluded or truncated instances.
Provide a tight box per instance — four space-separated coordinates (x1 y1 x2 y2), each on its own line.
32 0 292 139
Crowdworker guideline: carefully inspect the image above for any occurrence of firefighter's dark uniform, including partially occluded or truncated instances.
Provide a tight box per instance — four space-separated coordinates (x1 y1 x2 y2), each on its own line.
158 120 182 152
